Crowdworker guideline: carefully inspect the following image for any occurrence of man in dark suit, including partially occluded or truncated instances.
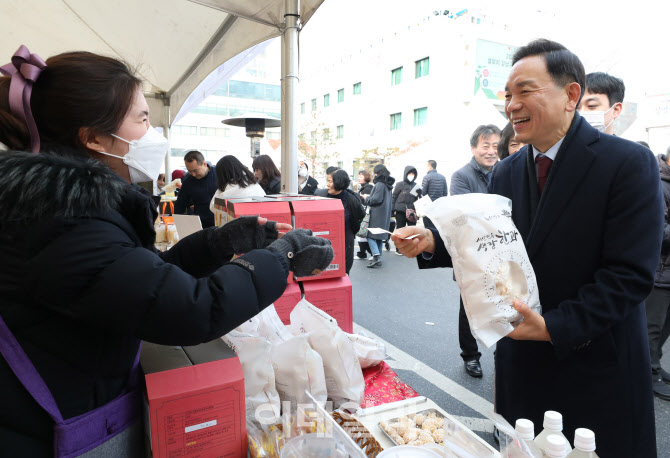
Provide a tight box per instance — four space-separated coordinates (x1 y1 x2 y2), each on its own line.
393 39 663 457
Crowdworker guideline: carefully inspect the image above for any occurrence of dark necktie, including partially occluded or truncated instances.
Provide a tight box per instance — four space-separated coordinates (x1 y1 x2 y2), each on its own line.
536 155 553 195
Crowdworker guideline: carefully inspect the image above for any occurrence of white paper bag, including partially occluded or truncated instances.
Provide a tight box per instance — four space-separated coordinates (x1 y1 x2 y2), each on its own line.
425 193 541 348
246 305 328 410
347 332 387 368
413 194 433 217
290 300 365 408
221 327 280 423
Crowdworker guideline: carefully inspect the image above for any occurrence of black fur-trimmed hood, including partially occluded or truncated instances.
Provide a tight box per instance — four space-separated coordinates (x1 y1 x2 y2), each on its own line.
0 150 128 228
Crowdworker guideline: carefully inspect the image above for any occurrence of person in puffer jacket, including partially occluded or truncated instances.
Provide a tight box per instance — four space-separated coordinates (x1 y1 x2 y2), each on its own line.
0 47 333 457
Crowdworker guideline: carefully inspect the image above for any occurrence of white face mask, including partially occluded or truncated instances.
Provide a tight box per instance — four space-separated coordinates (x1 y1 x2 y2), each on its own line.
97 128 169 184
298 167 308 178
581 105 615 133
407 173 416 182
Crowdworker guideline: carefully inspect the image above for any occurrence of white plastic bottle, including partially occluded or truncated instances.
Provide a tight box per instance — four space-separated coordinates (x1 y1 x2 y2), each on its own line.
515 419 543 458
545 435 569 458
567 428 599 458
534 411 572 456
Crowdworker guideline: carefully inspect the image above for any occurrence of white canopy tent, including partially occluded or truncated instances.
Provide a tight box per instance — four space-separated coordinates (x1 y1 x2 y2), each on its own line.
1 0 325 191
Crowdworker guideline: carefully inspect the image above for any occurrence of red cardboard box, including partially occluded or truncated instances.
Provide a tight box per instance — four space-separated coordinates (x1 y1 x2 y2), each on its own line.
226 198 292 226
290 198 345 281
302 276 353 333
273 281 302 325
143 343 246 458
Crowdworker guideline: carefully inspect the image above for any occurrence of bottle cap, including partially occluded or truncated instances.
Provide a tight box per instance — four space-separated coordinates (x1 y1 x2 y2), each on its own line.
574 428 596 452
545 434 567 458
543 410 563 431
515 419 535 441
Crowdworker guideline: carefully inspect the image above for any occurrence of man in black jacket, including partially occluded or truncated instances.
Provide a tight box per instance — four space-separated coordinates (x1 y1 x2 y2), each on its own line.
174 150 217 227
420 160 448 229
450 124 500 378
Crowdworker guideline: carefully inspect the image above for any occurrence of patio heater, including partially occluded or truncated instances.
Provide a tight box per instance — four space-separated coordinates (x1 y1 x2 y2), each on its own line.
222 113 281 157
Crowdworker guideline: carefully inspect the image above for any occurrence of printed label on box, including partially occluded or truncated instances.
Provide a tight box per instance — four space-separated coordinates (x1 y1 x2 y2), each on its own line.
154 387 243 457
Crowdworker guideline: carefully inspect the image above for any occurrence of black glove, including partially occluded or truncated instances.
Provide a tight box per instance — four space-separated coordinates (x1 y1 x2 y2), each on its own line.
267 229 334 277
209 216 279 260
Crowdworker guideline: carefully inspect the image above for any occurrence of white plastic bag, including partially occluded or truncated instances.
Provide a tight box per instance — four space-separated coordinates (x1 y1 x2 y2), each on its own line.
290 300 364 408
425 194 541 348
222 326 280 424
248 305 328 410
346 332 386 368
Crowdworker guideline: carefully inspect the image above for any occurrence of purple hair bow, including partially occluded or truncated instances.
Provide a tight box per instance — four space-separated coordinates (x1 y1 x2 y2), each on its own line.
0 45 47 153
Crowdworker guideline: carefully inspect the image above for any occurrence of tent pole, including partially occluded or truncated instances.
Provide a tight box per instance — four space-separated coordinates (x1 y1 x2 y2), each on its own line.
163 98 171 185
281 0 300 194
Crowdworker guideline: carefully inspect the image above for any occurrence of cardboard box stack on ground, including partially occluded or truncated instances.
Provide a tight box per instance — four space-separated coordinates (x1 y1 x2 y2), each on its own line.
219 194 352 331
141 340 246 458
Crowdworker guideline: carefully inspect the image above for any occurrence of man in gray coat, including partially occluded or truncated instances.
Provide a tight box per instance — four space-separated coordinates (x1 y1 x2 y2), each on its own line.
421 160 448 229
451 124 501 377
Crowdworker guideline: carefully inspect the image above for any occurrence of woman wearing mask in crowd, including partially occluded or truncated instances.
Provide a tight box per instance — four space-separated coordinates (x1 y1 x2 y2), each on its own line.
326 169 365 274
355 169 374 260
0 46 333 457
252 154 281 194
366 164 395 268
298 161 318 195
391 165 421 255
497 122 526 160
209 155 265 214
156 173 166 192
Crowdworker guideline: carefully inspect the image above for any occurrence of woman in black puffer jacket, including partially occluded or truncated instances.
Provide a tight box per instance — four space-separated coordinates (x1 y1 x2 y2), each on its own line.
392 165 422 233
0 47 332 457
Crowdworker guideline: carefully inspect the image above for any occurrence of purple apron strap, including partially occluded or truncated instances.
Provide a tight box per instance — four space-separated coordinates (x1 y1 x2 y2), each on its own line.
0 314 64 423
0 313 143 457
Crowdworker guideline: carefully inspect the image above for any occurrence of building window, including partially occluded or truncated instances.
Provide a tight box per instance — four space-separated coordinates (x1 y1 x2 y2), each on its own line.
311 98 317 112
324 128 330 140
415 57 429 78
299 133 306 142
414 107 428 126
310 131 317 143
338 89 344 103
337 161 344 169
390 113 402 130
200 127 228 136
324 93 330 107
391 67 403 86
337 125 344 139
172 125 197 135
353 82 361 95
301 103 305 114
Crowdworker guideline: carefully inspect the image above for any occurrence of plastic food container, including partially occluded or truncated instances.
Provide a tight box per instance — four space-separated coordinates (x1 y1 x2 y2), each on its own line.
279 433 349 458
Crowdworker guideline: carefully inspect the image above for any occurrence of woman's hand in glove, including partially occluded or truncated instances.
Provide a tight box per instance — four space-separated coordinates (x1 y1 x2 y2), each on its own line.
267 229 334 277
210 216 293 260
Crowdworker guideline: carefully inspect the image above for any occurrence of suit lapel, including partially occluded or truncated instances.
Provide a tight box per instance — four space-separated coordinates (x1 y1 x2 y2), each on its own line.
525 115 598 259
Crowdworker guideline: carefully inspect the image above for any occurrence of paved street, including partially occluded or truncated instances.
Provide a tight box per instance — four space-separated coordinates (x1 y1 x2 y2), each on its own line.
350 243 670 455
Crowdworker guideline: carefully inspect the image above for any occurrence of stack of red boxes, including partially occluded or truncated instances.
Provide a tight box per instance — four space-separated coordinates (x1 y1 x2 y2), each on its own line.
215 194 353 333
